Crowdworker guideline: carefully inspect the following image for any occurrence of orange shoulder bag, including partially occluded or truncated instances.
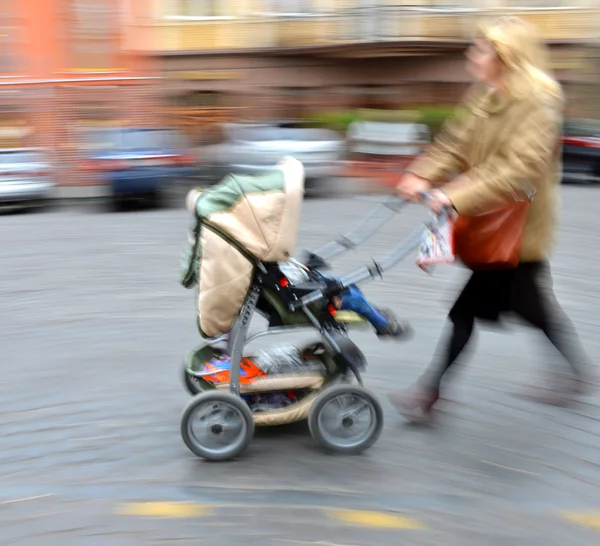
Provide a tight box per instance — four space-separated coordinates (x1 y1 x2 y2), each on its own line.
453 197 531 271
453 139 559 271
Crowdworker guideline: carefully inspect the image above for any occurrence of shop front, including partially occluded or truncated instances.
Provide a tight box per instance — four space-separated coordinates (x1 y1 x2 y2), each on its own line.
166 90 243 146
0 103 32 150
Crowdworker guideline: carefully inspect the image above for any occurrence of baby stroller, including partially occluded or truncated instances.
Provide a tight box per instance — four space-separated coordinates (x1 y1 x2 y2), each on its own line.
180 157 425 461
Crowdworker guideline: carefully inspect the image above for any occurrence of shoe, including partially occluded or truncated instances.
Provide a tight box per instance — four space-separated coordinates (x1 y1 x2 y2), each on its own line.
576 368 600 396
376 309 414 341
515 371 596 407
388 384 439 424
515 385 573 407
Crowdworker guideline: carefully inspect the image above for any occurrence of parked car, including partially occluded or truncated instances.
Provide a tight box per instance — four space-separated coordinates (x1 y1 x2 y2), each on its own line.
80 127 198 210
0 148 54 210
344 121 431 189
211 122 344 193
562 119 600 185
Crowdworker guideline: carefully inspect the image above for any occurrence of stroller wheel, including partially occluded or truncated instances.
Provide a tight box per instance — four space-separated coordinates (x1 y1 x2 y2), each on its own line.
181 391 255 461
308 384 383 455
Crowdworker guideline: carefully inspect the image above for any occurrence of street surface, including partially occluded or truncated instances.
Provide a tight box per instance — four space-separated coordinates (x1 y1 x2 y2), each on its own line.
2 186 600 545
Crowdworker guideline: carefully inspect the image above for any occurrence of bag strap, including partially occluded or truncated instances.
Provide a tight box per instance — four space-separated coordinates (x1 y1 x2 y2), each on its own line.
180 218 202 289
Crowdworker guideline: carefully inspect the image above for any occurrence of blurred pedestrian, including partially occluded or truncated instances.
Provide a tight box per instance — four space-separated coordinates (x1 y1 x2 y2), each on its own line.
390 15 597 423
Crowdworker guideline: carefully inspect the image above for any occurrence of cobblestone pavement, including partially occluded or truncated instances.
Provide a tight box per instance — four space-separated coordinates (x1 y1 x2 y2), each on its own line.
2 187 600 545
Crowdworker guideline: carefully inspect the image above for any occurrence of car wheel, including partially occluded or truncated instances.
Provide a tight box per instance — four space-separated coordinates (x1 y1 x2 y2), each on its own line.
304 177 327 198
144 191 162 209
109 195 127 212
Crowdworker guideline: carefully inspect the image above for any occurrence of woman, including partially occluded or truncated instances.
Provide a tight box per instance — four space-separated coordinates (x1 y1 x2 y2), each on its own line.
390 16 596 422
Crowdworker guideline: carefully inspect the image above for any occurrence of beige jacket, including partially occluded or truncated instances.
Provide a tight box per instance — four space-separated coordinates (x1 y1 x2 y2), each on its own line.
409 84 563 262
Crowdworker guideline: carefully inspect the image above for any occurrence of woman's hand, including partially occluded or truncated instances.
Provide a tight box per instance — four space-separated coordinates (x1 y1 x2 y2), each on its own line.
425 189 453 213
396 172 430 202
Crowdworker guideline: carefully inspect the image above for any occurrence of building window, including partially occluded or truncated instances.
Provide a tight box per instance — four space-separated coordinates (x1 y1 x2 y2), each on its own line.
503 1 566 6
172 92 222 108
178 0 219 17
0 0 19 74
69 0 119 71
76 102 116 123
0 107 30 148
264 0 314 15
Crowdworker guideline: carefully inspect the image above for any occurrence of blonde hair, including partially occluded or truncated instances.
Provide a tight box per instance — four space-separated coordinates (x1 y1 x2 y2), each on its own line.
477 16 562 102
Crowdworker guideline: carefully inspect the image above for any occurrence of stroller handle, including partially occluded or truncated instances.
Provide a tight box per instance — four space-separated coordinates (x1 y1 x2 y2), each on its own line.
290 199 449 311
304 190 434 265
304 195 409 264
291 225 425 310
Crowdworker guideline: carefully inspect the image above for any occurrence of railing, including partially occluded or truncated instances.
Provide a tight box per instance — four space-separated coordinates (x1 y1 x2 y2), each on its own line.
502 6 599 41
138 19 262 51
331 5 599 44
334 5 477 43
260 12 338 47
136 5 600 52
247 5 477 48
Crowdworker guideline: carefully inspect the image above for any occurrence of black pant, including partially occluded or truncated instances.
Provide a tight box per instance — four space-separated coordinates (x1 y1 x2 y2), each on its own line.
421 262 592 392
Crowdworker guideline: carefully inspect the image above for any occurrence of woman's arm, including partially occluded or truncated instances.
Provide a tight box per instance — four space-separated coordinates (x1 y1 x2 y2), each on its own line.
407 88 481 185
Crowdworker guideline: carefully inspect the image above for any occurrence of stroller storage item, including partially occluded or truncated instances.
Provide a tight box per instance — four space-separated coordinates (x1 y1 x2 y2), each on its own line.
417 211 456 274
179 157 436 461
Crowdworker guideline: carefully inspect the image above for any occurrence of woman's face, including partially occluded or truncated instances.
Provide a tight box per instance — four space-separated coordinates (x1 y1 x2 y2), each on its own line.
466 38 503 85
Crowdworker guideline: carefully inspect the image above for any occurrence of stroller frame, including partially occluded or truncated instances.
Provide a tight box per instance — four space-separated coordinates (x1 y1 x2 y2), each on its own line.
181 194 435 461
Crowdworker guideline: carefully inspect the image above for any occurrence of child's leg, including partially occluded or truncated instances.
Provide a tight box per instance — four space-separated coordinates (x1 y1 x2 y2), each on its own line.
316 272 409 337
339 286 410 338
338 285 390 331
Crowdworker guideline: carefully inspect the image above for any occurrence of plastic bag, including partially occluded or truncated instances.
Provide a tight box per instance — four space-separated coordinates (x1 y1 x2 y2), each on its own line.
417 211 455 274
201 356 266 385
278 261 310 285
254 344 307 375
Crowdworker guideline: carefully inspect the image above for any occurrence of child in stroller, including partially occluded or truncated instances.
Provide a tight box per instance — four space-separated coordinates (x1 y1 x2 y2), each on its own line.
278 259 410 339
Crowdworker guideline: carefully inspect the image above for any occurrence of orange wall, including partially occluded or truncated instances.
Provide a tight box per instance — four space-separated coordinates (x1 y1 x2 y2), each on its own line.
0 0 25 76
1 0 163 187
2 0 154 82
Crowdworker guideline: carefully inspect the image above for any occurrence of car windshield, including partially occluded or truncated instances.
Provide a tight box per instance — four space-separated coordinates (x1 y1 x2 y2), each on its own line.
81 128 186 151
563 120 600 138
228 125 338 143
0 152 40 164
117 129 183 150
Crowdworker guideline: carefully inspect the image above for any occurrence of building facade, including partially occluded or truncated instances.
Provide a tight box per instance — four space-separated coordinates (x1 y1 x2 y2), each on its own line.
0 0 161 186
130 0 600 142
2 0 598 182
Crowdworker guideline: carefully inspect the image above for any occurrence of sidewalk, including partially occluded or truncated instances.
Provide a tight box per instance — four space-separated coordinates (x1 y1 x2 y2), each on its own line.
3 186 599 545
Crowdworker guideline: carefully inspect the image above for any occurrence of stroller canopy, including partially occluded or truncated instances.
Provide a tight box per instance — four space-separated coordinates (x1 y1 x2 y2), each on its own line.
186 157 305 337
